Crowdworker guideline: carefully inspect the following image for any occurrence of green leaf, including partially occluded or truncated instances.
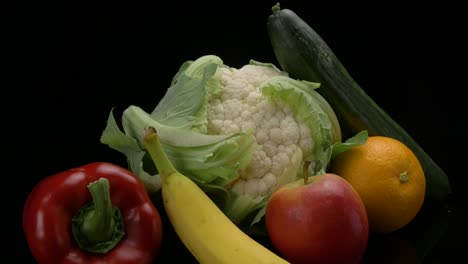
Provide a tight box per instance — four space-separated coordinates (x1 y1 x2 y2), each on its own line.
100 108 141 156
249 198 269 226
249 59 285 74
261 76 341 174
150 55 223 133
331 130 368 159
100 109 161 192
100 109 146 176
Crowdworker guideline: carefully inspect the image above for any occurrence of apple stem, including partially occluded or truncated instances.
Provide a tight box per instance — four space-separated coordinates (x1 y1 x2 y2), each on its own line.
303 161 311 185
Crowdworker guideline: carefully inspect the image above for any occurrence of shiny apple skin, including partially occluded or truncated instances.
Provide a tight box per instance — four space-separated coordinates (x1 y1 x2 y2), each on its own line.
266 173 369 264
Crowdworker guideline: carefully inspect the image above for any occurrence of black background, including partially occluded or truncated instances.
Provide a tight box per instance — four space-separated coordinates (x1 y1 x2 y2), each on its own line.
3 0 467 263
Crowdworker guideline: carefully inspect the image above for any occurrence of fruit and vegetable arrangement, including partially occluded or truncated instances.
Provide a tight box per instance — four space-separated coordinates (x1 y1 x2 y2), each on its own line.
23 3 450 264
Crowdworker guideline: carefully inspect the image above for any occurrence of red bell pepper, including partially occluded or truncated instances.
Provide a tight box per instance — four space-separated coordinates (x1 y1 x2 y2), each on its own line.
23 162 163 264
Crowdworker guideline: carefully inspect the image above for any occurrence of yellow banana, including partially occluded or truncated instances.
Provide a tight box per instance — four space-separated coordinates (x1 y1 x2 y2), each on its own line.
143 127 289 264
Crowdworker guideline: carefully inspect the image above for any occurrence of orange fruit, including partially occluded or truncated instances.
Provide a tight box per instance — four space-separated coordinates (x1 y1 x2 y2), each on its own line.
330 136 426 234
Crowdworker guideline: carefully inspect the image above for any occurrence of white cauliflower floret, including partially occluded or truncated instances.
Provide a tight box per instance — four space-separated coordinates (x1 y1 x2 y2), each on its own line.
207 64 312 202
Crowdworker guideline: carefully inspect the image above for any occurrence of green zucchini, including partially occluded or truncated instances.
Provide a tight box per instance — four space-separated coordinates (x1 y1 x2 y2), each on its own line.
266 4 450 202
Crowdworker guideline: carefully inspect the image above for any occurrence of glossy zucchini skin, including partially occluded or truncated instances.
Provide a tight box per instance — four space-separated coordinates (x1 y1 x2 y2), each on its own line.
267 7 450 202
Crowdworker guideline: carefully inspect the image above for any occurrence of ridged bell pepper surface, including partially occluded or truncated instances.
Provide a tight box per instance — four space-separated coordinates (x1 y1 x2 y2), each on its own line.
23 162 163 264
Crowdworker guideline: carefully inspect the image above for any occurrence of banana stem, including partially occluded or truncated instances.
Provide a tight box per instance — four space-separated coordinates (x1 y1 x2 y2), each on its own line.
143 127 177 182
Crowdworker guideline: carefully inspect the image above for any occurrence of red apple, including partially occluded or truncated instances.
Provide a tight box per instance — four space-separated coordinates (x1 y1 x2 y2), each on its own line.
265 173 369 264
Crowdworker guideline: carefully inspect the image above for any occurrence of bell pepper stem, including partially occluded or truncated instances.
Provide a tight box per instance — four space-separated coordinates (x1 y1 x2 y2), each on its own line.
72 177 125 253
80 178 115 242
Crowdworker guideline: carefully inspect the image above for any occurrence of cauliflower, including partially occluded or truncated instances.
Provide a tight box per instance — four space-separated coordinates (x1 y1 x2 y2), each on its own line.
207 65 312 202
101 55 344 225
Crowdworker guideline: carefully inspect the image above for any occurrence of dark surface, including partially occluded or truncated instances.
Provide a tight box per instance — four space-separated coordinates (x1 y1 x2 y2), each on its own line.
4 0 467 263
